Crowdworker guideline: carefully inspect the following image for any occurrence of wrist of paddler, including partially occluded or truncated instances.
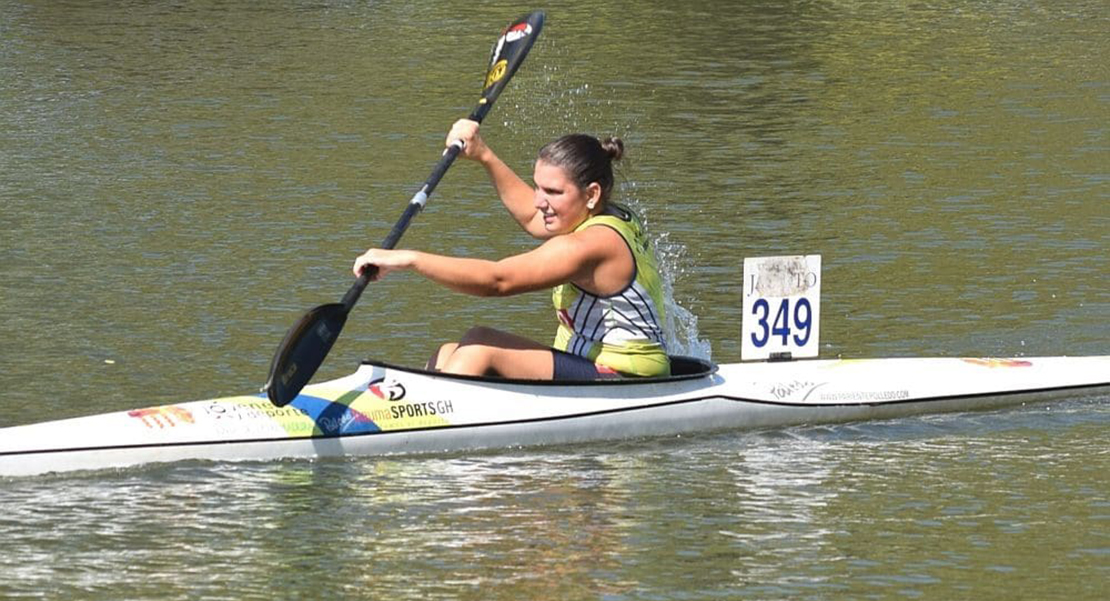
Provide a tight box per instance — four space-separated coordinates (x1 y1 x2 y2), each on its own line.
353 248 419 280
447 119 493 162
457 136 494 163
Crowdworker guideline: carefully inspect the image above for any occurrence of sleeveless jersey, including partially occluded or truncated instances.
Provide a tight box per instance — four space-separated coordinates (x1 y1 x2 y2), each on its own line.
551 206 670 376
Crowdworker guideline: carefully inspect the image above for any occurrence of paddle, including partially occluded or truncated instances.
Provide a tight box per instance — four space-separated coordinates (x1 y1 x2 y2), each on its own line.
262 11 545 407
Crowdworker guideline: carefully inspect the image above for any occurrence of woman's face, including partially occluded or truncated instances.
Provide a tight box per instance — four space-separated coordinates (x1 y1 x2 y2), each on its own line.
532 159 601 234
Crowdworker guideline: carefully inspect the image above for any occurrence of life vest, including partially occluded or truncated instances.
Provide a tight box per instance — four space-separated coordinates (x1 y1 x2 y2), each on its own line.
551 205 670 376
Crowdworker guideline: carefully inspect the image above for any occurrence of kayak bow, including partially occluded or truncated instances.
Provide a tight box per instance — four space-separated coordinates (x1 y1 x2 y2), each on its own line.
2 355 1108 477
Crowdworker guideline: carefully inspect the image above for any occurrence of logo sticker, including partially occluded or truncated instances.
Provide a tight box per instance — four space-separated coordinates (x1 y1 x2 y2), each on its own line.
486 22 532 85
484 59 508 89
128 406 195 429
503 22 533 43
367 377 407 401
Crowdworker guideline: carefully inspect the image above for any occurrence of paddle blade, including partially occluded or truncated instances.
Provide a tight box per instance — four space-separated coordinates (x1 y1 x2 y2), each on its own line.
263 303 349 407
472 11 544 122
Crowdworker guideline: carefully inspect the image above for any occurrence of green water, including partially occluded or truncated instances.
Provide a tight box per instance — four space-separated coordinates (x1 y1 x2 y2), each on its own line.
1 1 1107 598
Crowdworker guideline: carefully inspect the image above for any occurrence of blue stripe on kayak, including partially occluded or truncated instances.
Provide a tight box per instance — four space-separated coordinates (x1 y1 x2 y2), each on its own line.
263 392 381 436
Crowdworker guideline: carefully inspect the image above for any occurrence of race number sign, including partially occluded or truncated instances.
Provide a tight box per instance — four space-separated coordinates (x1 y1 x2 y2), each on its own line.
742 255 821 361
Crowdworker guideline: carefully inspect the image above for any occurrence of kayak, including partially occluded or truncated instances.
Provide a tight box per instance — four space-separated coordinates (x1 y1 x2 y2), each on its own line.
1 355 1108 477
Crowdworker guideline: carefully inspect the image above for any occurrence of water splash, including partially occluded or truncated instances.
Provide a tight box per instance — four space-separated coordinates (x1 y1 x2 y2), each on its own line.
619 184 713 361
500 37 622 145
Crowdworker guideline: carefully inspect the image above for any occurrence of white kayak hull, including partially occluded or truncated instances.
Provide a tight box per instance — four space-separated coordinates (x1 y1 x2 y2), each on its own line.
2 356 1108 477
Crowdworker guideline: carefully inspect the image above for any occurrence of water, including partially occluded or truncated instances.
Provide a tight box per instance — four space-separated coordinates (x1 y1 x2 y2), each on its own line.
2 0 1107 598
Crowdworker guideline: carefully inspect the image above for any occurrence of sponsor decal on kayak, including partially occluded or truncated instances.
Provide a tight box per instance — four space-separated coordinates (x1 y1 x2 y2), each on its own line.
190 384 458 439
814 390 910 403
359 377 456 429
205 398 323 437
206 400 305 420
196 394 381 438
128 406 195 429
367 377 406 401
769 380 820 401
389 400 454 420
963 358 1034 368
284 393 379 437
769 382 911 403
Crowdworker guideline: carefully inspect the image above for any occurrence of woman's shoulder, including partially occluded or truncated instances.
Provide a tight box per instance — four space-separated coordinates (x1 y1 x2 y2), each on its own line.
564 221 626 247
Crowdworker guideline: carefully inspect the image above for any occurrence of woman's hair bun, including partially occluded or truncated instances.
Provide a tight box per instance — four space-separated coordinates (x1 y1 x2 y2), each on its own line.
537 133 625 201
601 137 624 162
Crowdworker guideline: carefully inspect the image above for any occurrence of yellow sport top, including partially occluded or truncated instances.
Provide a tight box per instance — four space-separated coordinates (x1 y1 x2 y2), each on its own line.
551 205 670 376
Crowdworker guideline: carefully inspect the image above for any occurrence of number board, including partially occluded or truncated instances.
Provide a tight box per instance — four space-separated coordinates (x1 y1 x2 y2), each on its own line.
742 255 821 361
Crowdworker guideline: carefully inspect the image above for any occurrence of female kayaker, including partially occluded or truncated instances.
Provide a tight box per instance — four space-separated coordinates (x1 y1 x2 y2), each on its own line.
353 119 669 379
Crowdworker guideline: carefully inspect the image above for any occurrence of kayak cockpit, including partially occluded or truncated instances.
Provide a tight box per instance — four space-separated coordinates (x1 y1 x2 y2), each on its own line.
359 355 718 385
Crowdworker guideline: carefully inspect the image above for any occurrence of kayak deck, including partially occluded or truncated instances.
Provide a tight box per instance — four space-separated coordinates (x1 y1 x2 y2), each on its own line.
363 355 719 384
1 355 1107 477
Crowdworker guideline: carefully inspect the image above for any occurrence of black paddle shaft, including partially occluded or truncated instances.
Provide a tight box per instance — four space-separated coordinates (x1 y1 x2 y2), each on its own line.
264 11 544 406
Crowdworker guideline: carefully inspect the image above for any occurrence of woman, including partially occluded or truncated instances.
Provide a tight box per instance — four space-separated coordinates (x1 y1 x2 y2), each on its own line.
353 119 669 379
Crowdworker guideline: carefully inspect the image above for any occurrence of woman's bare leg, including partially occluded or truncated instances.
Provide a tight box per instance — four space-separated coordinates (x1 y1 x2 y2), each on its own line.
440 326 554 379
427 343 459 371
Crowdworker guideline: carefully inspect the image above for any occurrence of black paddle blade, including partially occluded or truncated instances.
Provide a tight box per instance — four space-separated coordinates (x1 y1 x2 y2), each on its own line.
263 303 349 407
472 11 544 123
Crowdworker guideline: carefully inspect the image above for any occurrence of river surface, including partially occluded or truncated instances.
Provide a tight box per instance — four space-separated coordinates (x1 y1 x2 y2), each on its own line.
1 1 1107 599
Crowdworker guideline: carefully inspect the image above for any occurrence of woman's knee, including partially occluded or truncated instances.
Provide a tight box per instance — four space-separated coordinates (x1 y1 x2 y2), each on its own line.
441 342 496 376
427 342 459 371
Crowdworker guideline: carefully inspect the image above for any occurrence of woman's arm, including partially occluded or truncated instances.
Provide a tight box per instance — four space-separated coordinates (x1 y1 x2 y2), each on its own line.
353 226 631 297
447 120 547 238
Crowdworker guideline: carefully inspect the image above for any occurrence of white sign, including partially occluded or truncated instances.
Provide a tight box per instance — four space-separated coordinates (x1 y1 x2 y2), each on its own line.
742 255 821 361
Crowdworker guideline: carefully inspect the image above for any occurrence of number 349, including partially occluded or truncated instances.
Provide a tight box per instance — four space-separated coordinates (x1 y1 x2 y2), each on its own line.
750 298 813 348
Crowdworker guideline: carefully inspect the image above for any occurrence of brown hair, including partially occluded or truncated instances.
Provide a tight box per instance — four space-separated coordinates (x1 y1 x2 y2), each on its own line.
537 134 624 202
